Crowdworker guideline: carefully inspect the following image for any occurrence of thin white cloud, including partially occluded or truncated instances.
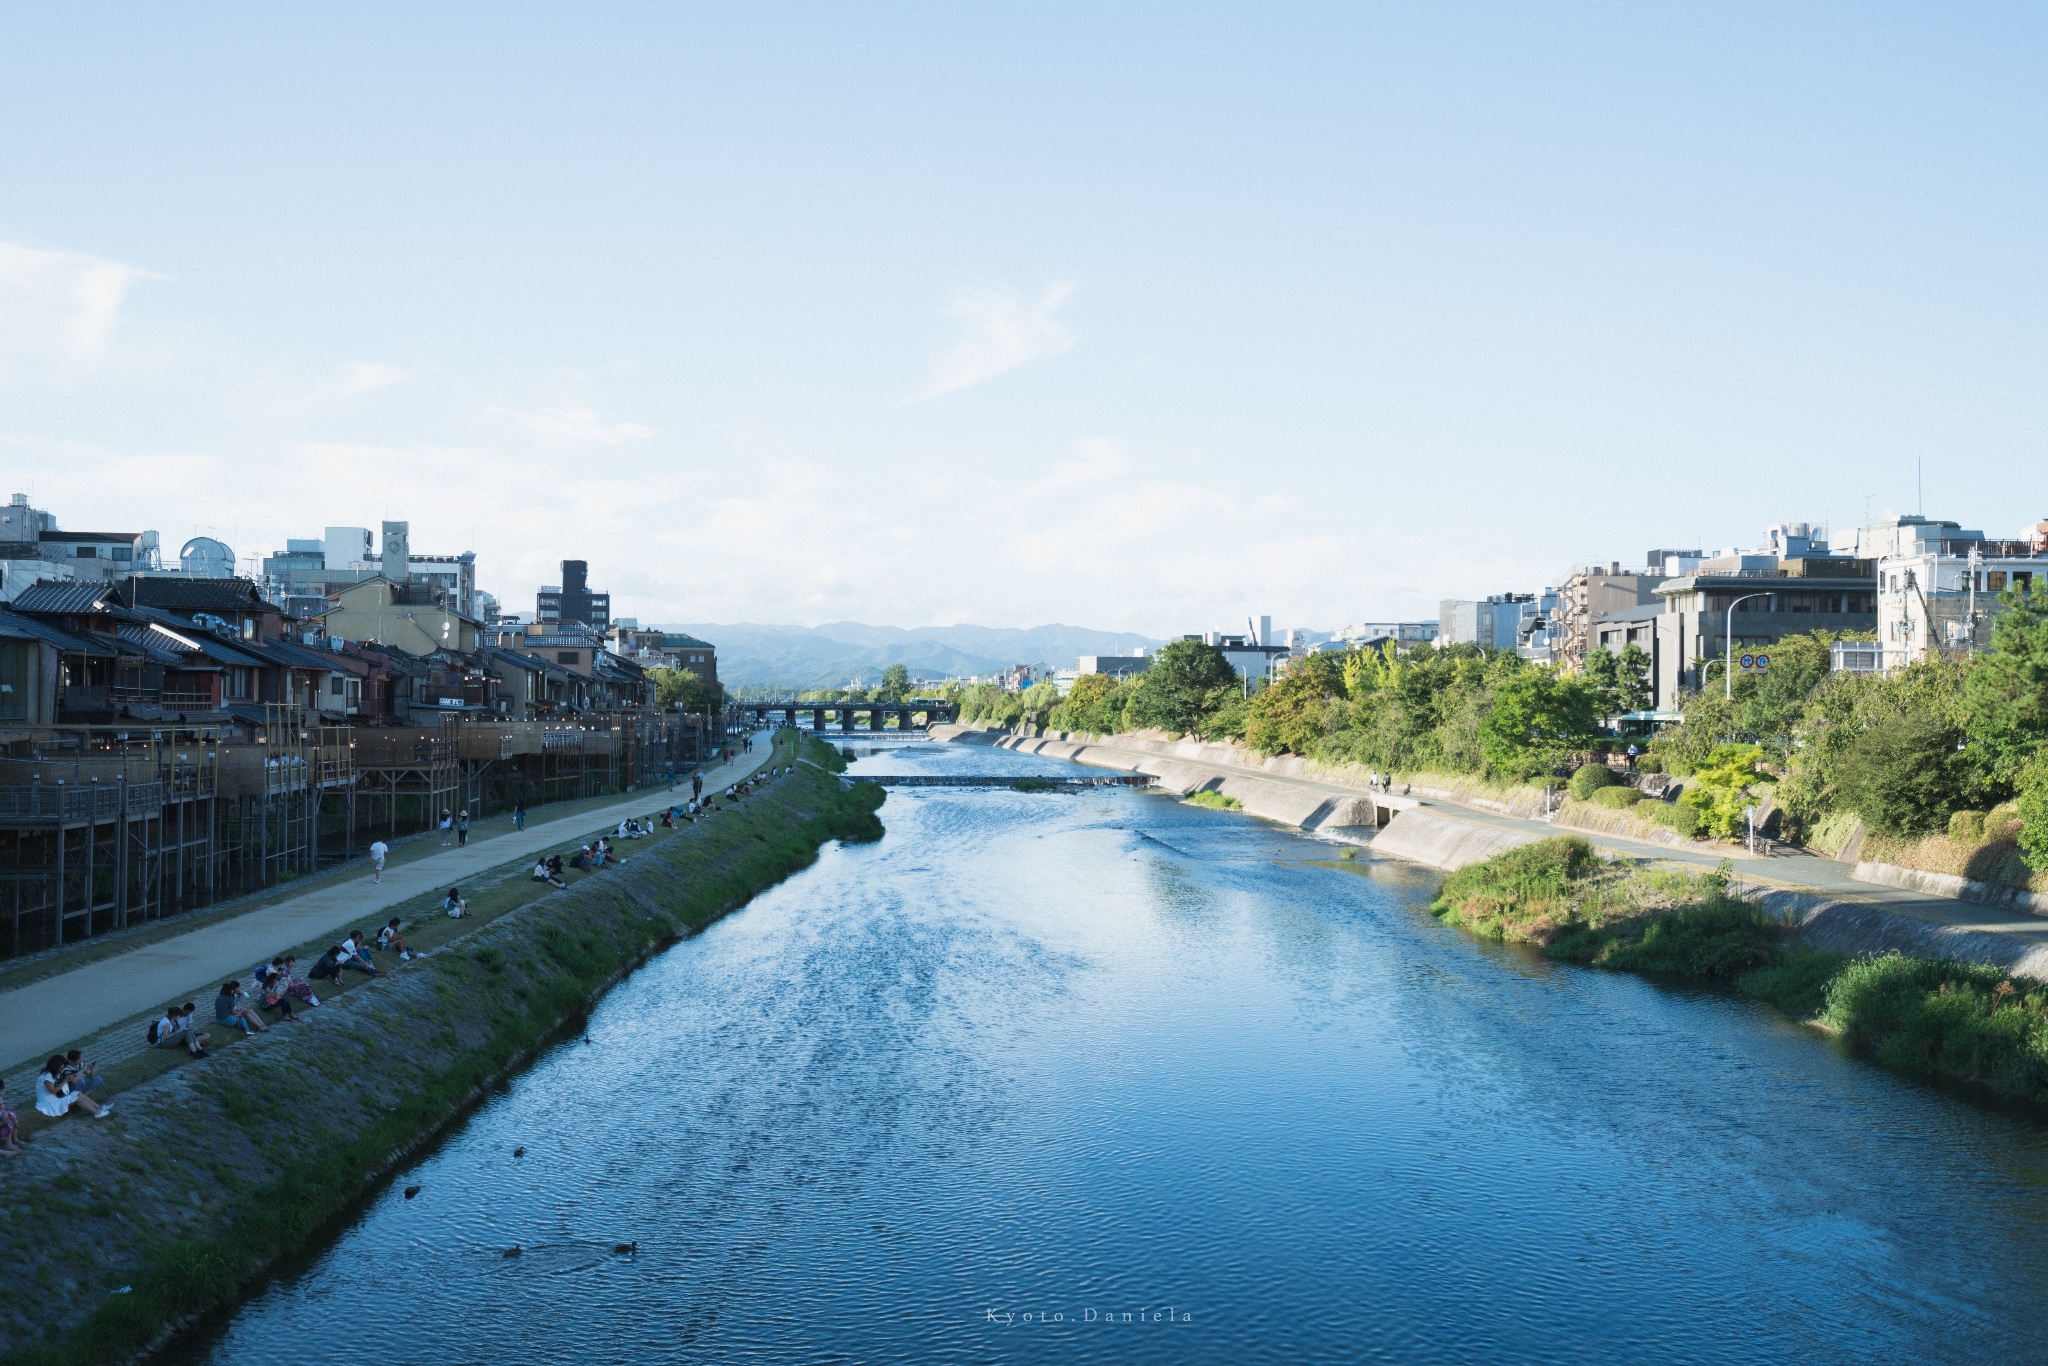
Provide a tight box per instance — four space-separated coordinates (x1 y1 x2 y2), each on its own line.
334 360 408 397
0 241 163 367
291 360 409 408
911 279 1076 402
496 405 654 445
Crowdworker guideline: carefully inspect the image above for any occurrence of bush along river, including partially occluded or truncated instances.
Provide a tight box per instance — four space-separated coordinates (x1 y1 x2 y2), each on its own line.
162 738 2048 1365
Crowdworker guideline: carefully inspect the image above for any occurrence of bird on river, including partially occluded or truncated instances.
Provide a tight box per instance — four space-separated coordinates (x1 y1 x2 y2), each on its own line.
613 1242 638 1255
503 1246 523 1258
403 1186 421 1199
513 1146 525 1157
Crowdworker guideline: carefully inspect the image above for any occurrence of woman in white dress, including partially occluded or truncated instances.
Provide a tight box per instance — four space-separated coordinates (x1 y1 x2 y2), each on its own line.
34 1056 108 1120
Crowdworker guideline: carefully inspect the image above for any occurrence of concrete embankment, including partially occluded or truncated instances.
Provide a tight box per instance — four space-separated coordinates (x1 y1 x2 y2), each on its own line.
0 758 885 1365
965 730 1399 833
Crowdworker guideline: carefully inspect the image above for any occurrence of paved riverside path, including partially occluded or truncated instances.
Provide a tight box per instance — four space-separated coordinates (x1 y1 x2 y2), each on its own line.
992 737 2048 949
0 738 776 1075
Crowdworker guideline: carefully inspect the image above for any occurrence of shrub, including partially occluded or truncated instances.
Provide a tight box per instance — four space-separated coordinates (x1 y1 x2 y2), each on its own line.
1590 785 1642 809
1948 809 1986 843
1649 801 1700 838
1569 763 1620 801
1183 789 1242 810
2021 764 2048 871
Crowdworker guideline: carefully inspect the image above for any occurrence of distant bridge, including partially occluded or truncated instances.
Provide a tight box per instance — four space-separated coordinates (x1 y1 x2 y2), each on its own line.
739 699 956 732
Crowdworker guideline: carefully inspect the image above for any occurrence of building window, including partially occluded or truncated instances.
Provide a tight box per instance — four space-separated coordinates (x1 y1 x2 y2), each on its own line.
2018 572 2035 591
557 651 580 665
1988 572 2007 591
75 545 97 558
111 546 131 561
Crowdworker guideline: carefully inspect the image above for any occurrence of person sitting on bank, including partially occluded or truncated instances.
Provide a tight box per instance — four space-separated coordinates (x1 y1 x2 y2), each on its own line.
59 1050 102 1098
153 1003 209 1056
309 945 344 984
338 933 379 976
35 1057 107 1120
377 917 418 959
217 980 269 1034
444 887 469 919
259 971 301 1023
532 858 567 889
277 957 317 1006
660 809 674 830
546 854 564 880
0 1077 25 1155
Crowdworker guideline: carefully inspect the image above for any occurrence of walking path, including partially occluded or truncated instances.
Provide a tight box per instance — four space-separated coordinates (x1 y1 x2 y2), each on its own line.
999 736 2048 948
0 738 776 1074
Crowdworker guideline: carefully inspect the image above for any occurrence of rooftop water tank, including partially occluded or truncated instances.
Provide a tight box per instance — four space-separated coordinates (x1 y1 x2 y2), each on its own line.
180 536 235 578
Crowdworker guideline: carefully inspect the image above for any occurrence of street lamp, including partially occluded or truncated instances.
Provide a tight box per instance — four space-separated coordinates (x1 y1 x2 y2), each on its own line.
1725 591 1773 699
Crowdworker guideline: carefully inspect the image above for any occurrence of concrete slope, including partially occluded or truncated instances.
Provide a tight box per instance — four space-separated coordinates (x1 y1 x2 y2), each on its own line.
1370 809 1542 871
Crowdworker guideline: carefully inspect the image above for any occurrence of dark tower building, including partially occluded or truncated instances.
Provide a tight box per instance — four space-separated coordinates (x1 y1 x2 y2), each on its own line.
535 559 611 629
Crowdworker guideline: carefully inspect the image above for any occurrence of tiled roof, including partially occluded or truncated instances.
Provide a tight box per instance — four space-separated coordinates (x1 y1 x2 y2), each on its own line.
123 577 267 612
0 607 115 654
236 636 340 671
114 624 194 666
8 581 116 615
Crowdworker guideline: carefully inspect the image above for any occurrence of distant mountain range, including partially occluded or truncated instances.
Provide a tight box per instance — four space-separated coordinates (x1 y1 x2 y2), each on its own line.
655 621 1161 691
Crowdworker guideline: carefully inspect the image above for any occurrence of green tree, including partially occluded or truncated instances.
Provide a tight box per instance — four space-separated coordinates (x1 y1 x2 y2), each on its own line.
652 667 718 713
1582 648 1621 714
875 663 912 703
1053 673 1125 734
1615 643 1653 713
1126 639 1240 739
1244 657 1347 756
1831 708 1974 835
1478 668 1600 781
1677 744 1775 839
1963 579 2048 786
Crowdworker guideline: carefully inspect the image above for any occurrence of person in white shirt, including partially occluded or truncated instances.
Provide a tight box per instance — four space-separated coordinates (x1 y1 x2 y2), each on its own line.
153 1005 209 1056
369 839 389 883
444 887 469 918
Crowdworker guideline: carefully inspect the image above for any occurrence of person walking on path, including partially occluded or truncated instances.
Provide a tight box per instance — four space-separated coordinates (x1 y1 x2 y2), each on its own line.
369 838 389 883
692 773 704 800
513 799 526 832
457 809 470 847
438 810 454 847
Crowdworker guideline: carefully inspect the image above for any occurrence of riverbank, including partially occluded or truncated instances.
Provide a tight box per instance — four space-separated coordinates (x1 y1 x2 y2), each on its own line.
0 735 885 1365
1434 836 2048 1108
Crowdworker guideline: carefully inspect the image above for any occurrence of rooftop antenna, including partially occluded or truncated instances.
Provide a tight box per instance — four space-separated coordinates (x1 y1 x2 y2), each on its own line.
1917 457 1923 516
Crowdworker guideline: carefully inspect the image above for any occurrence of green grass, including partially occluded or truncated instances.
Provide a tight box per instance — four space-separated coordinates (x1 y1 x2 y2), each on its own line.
1432 835 2048 1109
1183 789 1242 810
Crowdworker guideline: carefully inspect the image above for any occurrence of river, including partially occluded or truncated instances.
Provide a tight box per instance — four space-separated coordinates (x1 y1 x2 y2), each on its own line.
168 738 2048 1364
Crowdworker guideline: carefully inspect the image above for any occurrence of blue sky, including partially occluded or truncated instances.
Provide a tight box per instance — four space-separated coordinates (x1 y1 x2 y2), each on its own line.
3 4 2044 634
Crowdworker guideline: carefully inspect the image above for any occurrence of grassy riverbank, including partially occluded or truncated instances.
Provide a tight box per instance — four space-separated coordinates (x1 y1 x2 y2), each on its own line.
1433 837 2048 1106
0 734 883 1365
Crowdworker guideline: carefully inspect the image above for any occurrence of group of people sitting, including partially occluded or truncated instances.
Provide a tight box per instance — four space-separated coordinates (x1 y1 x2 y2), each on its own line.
32 755 799 1128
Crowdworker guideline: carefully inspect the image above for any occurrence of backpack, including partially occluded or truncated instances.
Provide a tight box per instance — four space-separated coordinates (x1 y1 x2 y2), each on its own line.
147 1019 162 1044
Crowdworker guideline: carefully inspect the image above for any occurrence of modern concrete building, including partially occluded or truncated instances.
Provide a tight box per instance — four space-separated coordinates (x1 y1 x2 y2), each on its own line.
1078 650 1150 679
1439 594 1536 651
536 559 611 631
1861 515 2048 667
1554 564 1669 670
323 577 485 656
1606 556 1876 708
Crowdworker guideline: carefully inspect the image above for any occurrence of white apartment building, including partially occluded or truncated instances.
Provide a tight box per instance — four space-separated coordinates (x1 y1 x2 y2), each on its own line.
1864 515 2048 666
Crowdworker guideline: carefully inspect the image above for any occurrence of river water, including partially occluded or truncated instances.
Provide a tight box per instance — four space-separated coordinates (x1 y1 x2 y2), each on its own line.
170 740 2048 1365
